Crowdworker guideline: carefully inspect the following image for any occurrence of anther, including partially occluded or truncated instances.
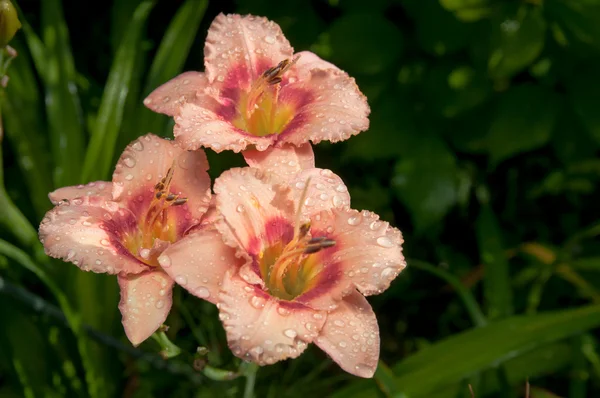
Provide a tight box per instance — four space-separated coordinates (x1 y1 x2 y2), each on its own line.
299 222 311 238
155 191 164 200
172 198 188 206
304 238 336 254
165 193 177 201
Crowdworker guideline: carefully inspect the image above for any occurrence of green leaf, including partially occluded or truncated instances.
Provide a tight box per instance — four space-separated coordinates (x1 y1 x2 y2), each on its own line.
132 0 208 140
324 13 403 75
1 39 53 217
392 305 600 396
546 0 600 51
392 131 459 233
488 5 546 79
82 0 156 182
439 0 492 22
477 204 513 320
567 65 600 145
551 100 598 164
485 84 558 165
41 0 86 186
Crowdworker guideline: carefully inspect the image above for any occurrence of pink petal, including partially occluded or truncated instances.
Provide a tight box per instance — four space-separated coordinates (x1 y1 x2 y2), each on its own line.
112 134 211 223
279 69 370 146
290 168 350 214
242 144 315 179
218 272 326 365
173 102 274 153
118 270 174 346
213 167 295 253
292 51 340 80
143 71 208 116
158 227 243 304
312 208 406 296
204 14 293 85
314 290 380 378
49 181 113 205
39 198 147 275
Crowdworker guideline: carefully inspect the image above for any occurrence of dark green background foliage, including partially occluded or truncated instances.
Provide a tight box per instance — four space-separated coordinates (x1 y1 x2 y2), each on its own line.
1 0 600 397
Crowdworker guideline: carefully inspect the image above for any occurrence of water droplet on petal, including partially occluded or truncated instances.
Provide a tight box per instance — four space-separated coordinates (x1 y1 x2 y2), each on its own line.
250 295 265 309
283 329 297 338
332 195 344 207
277 307 290 316
139 248 151 260
100 239 110 246
376 236 394 248
236 204 245 213
333 320 345 327
370 220 382 231
338 341 347 348
132 141 144 151
155 300 165 309
122 156 136 168
125 174 134 181
264 35 276 44
175 275 188 285
347 215 362 226
158 255 171 267
194 286 210 299
381 267 396 280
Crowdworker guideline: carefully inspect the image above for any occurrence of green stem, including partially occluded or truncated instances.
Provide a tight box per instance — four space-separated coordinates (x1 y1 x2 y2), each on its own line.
243 362 259 398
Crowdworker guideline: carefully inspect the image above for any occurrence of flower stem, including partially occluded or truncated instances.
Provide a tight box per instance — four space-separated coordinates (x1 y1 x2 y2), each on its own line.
242 362 259 398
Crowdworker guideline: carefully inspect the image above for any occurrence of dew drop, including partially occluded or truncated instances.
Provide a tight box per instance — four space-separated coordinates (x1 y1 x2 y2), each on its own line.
381 267 396 280
66 250 76 260
347 215 362 226
158 255 171 268
376 236 394 248
125 174 134 181
139 248 151 259
335 184 347 193
250 295 265 309
236 204 245 213
175 275 188 285
333 320 345 327
313 313 323 320
155 300 165 309
122 156 136 168
283 329 297 338
264 35 276 44
332 195 344 207
100 239 110 246
338 341 348 348
277 307 290 316
369 220 382 231
132 141 144 151
319 193 328 201
194 286 210 299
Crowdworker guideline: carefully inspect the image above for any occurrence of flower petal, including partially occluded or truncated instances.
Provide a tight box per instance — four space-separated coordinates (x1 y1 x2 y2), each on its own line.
279 69 370 146
173 102 274 153
49 181 113 205
118 270 174 346
213 167 295 253
314 290 380 378
218 272 326 365
292 51 340 80
113 134 211 223
158 227 243 304
204 14 293 85
312 208 406 296
143 71 208 116
291 168 350 214
39 199 146 275
242 143 315 179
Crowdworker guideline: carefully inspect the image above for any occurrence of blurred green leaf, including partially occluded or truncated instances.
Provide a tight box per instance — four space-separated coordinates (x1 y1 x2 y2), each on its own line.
392 131 459 233
567 65 600 145
488 5 546 79
424 63 492 117
1 40 53 217
41 0 85 186
133 0 208 140
439 0 492 22
485 84 558 165
324 13 403 75
546 0 600 51
392 304 600 396
477 204 513 320
551 101 598 165
82 0 156 182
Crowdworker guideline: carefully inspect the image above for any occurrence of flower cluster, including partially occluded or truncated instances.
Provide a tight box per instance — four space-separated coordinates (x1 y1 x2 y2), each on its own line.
39 14 406 378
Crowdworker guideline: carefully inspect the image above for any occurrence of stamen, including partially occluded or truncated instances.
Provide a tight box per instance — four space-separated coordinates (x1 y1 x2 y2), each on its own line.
172 198 188 206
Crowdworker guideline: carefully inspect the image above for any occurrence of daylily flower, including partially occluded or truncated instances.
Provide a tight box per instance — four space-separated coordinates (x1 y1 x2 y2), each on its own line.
144 13 370 154
158 166 405 377
39 134 211 345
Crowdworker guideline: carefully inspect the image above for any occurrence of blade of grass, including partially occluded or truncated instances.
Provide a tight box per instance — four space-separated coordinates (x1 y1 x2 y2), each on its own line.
1 39 53 217
132 0 208 140
569 336 588 398
408 258 487 327
82 0 157 182
476 204 513 320
41 0 85 186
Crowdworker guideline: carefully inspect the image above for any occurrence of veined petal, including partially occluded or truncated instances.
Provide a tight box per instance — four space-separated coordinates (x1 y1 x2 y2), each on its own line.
113 134 211 224
242 144 315 179
49 181 113 205
204 14 293 86
39 199 146 275
213 167 295 253
218 272 326 365
158 227 243 304
312 208 406 296
143 71 208 116
174 102 274 153
279 69 370 146
290 168 350 214
314 290 380 378
118 270 174 346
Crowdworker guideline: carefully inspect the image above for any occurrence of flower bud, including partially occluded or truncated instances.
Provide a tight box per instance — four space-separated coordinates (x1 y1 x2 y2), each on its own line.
0 0 21 48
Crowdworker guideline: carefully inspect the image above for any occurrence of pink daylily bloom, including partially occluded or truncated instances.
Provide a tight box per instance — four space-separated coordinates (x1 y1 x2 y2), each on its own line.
158 166 405 377
39 134 211 345
144 13 370 154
